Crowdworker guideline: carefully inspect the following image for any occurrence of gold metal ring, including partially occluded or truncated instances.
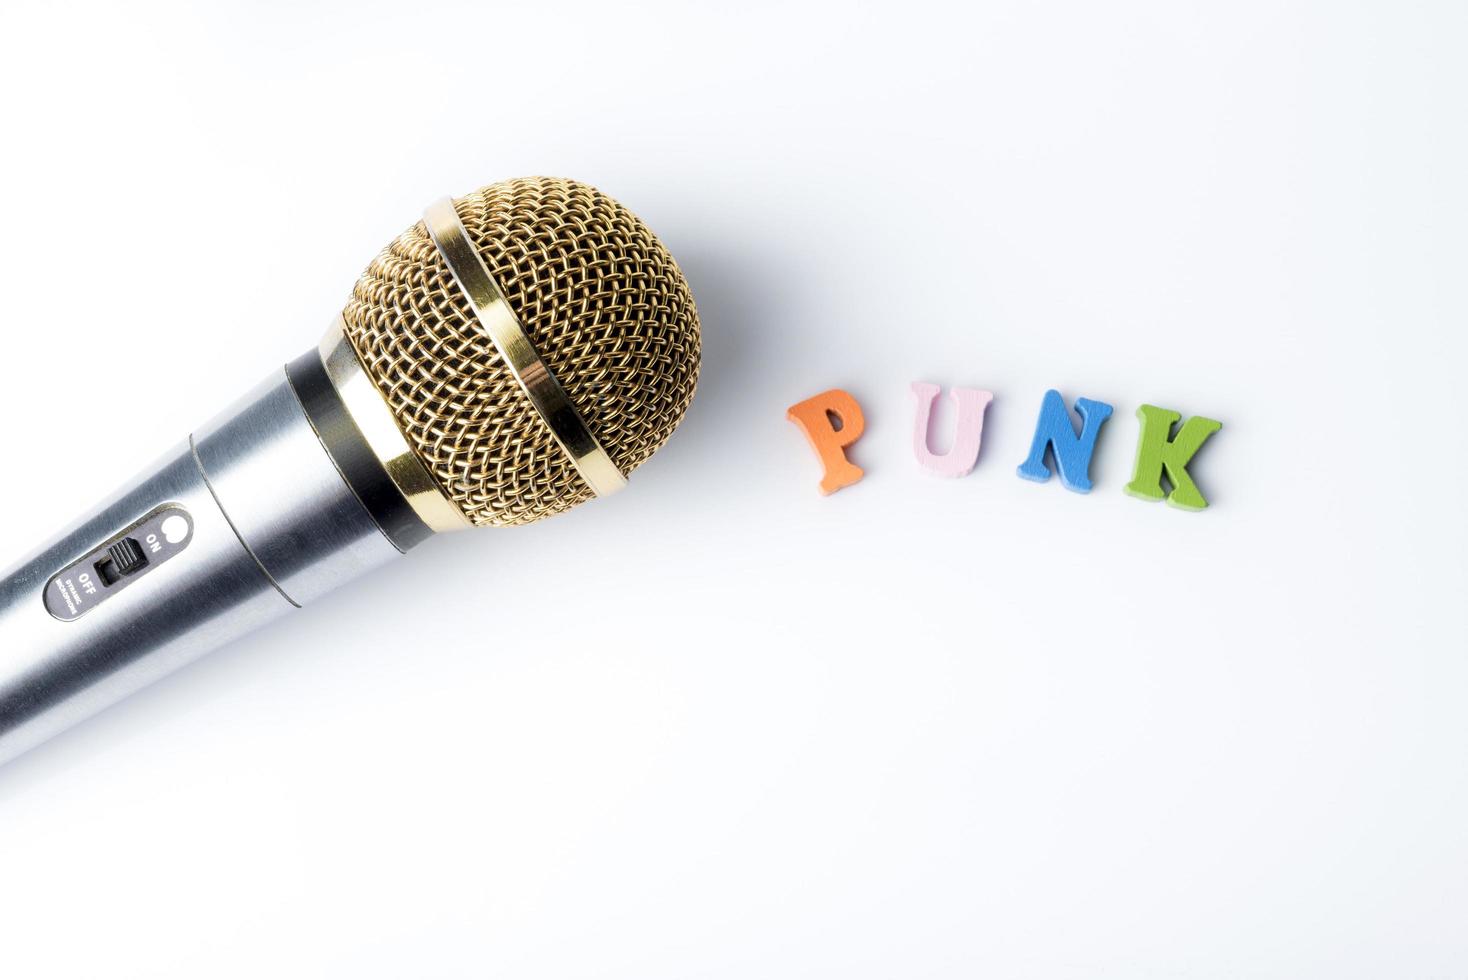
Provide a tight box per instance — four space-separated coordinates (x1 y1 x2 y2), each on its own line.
318 318 472 533
423 197 627 498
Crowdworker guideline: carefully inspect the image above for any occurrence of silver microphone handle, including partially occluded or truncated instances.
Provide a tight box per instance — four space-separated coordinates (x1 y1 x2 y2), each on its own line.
0 348 433 766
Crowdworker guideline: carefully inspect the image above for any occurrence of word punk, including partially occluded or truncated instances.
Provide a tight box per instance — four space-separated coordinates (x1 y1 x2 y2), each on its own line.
787 386 1223 511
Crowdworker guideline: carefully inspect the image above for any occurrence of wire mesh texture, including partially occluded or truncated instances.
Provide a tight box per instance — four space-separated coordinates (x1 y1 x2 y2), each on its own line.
341 177 701 527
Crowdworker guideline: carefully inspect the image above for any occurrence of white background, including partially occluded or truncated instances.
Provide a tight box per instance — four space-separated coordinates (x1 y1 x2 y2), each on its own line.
0 1 1464 977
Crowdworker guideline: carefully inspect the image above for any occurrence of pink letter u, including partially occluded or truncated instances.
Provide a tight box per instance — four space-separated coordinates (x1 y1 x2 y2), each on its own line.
910 382 993 478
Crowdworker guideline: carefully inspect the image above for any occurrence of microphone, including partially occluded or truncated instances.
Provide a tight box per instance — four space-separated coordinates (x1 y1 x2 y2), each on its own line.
0 177 701 766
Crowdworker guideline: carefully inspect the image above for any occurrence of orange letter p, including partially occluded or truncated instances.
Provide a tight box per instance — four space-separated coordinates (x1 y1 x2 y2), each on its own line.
786 389 866 495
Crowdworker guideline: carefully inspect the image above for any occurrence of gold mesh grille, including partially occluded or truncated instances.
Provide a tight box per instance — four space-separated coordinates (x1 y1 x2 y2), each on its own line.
340 177 700 527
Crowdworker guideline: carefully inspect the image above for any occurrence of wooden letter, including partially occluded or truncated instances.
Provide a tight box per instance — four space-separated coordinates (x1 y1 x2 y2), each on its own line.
1016 389 1114 493
1125 404 1222 510
911 382 993 477
787 389 866 495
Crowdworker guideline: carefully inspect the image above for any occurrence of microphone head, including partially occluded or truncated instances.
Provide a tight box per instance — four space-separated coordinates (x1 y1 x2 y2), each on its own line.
340 177 700 527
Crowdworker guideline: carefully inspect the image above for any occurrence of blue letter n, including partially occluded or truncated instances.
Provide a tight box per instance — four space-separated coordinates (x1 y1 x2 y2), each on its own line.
1016 389 1114 493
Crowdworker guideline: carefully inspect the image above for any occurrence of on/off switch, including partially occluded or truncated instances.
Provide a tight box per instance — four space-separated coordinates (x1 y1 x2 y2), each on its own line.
95 537 147 587
45 506 192 622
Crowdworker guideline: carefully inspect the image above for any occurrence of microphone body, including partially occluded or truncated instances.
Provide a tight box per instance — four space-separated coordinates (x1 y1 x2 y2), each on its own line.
0 342 414 766
0 178 701 767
